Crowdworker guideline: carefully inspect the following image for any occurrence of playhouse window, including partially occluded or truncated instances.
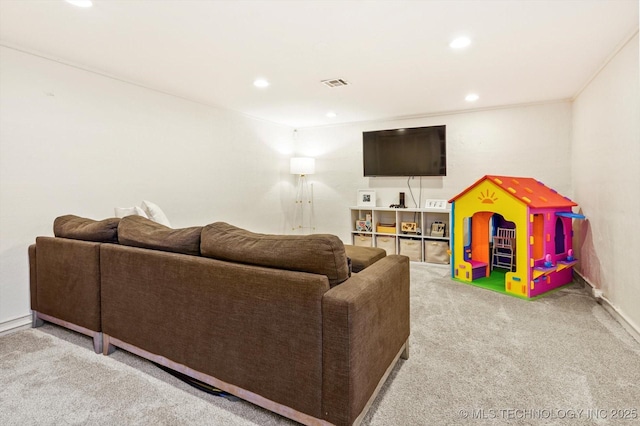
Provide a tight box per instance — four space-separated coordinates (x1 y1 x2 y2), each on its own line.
463 217 472 261
532 214 544 259
555 217 566 254
463 217 471 246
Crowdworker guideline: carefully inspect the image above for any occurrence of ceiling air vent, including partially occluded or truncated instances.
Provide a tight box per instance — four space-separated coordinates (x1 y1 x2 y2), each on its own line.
321 78 350 88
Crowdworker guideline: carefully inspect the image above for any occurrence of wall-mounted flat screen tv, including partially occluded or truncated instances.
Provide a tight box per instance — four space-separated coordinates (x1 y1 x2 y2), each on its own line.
363 125 446 177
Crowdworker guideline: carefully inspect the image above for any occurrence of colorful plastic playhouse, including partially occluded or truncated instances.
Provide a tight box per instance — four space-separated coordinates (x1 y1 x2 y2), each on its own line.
448 175 584 299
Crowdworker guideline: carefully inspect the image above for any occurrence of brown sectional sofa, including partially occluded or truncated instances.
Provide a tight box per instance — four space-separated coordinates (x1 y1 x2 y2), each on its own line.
29 215 410 426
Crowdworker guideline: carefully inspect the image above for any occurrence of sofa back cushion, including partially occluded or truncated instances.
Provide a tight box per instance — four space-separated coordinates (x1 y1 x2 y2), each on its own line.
201 222 350 287
118 215 202 256
54 215 120 243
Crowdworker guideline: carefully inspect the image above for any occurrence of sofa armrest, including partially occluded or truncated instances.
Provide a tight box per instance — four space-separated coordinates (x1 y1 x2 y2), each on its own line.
322 254 410 425
34 237 102 332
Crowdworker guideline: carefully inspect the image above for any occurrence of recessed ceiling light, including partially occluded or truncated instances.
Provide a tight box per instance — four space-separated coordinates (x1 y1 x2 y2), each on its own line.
253 79 269 88
450 37 471 49
465 93 479 102
66 0 93 7
326 111 337 118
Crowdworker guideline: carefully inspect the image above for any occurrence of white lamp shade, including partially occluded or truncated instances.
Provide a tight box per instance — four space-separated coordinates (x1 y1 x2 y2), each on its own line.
290 157 315 175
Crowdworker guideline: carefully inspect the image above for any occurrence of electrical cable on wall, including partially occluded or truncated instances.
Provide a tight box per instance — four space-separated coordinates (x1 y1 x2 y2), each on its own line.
407 176 418 208
407 176 418 221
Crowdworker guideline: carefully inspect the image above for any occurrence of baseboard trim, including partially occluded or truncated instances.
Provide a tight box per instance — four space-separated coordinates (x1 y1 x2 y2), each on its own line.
0 314 33 336
573 272 640 344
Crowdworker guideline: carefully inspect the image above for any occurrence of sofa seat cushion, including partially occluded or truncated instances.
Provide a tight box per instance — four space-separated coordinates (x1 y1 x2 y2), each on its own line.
54 215 120 243
201 222 350 287
118 215 202 256
344 245 386 273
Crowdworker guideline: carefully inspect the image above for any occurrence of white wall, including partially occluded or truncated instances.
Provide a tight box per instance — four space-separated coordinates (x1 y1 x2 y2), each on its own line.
572 33 640 331
0 47 295 327
296 102 573 241
3 34 636 337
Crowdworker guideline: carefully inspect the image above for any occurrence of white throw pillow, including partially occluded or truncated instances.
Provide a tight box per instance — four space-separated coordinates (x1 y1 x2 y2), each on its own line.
141 200 171 227
114 206 149 219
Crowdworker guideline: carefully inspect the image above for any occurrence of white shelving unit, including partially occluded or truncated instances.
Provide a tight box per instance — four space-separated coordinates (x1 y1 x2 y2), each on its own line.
349 206 451 264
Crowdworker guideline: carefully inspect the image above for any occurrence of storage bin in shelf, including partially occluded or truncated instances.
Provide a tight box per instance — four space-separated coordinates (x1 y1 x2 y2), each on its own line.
399 238 422 262
353 234 372 247
424 240 450 264
376 235 396 255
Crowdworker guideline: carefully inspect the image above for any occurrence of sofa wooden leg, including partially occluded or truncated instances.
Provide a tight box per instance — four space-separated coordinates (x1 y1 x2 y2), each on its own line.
102 334 116 355
401 340 409 360
92 332 103 354
32 311 44 328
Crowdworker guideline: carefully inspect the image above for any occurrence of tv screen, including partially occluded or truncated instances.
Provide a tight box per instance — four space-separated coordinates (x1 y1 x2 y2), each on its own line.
363 125 446 177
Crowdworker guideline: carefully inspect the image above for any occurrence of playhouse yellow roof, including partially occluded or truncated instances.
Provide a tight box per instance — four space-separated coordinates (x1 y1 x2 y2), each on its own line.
449 175 577 208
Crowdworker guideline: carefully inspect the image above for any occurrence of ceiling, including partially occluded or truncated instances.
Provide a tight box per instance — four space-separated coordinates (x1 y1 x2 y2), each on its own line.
1 0 638 128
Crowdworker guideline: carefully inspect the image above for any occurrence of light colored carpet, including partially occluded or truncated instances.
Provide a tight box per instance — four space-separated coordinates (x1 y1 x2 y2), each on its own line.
1 263 639 425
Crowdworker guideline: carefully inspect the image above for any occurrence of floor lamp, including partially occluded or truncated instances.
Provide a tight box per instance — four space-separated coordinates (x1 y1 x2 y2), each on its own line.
290 157 315 232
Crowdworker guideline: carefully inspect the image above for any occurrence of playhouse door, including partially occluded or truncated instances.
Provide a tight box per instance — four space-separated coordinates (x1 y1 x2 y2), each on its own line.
470 212 493 277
